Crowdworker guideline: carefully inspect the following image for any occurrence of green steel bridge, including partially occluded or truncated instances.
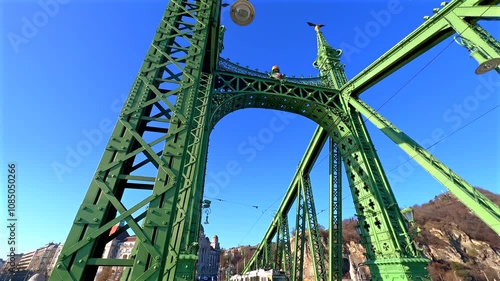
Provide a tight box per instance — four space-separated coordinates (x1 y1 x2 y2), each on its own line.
48 0 500 280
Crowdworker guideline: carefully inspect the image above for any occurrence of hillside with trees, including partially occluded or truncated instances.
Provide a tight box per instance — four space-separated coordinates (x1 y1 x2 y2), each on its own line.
221 188 499 281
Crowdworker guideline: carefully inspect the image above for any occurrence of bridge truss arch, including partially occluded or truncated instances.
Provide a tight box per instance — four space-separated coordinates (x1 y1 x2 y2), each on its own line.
208 68 429 279
46 1 499 281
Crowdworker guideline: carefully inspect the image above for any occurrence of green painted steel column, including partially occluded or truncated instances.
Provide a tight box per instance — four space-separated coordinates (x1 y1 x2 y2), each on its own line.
444 12 500 74
293 180 306 281
349 98 500 235
49 0 221 280
47 0 500 280
312 25 430 280
302 175 327 281
312 25 347 281
313 25 350 281
329 139 343 281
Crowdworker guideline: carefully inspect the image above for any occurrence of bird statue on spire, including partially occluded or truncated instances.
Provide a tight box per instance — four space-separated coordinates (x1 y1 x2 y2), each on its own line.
307 22 325 31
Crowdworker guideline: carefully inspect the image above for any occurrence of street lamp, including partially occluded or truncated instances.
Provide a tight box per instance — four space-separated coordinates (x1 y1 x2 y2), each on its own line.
203 200 211 224
401 207 414 223
401 207 413 230
475 58 500 74
452 35 500 75
401 207 421 233
230 0 255 26
401 207 424 255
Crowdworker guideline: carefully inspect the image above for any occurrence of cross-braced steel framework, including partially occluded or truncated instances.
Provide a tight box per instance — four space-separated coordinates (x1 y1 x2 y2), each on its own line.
48 1 500 280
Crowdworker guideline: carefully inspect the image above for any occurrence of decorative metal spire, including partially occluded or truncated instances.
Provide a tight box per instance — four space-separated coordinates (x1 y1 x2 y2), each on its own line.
309 23 347 89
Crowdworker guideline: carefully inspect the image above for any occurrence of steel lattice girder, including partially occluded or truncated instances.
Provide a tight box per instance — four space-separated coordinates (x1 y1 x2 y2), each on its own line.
340 0 500 97
335 0 500 236
241 1 500 275
329 140 343 281
49 0 500 280
242 126 328 276
301 175 328 281
349 98 500 234
49 0 222 280
222 73 431 279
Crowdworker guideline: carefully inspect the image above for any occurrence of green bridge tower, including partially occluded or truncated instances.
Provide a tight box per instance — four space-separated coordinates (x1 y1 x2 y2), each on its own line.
48 0 500 280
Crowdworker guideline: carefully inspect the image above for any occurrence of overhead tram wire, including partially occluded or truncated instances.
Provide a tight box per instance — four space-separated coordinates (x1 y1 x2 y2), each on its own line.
237 189 288 245
202 180 289 245
307 104 500 212
234 6 496 249
359 5 498 183
238 190 354 244
385 103 500 175
237 169 355 244
311 34 457 171
309 105 500 210
425 104 500 151
203 196 260 209
316 194 353 216
362 4 495 120
294 7 497 222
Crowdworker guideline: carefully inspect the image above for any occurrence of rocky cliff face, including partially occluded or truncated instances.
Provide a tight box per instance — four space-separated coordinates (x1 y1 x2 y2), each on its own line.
339 190 500 281
293 190 500 281
225 190 499 281
421 226 500 280
339 225 500 281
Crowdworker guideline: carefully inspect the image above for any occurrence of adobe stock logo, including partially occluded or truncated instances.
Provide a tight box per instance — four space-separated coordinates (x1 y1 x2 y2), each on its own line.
8 0 70 54
51 92 129 182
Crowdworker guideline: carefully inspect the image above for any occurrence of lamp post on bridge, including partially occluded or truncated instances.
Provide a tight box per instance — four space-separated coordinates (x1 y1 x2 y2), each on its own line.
401 208 421 235
354 207 424 280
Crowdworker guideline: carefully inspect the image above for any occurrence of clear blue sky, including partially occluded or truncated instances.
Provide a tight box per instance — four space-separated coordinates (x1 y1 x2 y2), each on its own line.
1 0 498 259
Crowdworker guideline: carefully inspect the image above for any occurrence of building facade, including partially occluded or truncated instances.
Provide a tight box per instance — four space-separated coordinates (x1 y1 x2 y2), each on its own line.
94 222 132 280
0 243 62 281
0 254 22 281
94 224 221 281
196 226 221 281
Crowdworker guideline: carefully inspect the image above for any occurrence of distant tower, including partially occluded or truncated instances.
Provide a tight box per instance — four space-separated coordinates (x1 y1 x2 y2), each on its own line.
211 235 220 250
200 224 205 236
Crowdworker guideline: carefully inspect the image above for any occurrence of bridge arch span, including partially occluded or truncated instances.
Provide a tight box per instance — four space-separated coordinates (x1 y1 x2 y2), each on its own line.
210 72 351 145
210 82 394 252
